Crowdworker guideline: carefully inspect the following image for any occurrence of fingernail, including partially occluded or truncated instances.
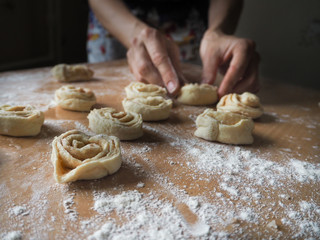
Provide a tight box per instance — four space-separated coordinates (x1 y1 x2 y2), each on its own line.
167 81 176 94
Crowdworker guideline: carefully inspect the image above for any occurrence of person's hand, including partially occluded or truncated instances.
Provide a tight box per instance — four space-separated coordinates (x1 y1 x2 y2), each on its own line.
127 26 184 95
200 30 260 98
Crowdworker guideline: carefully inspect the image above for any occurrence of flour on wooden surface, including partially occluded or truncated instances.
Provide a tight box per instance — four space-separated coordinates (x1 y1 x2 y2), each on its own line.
1 69 319 239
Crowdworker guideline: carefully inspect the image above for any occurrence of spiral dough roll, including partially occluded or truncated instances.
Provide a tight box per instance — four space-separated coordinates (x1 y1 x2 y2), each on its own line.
194 109 254 145
0 105 44 136
88 107 143 140
217 92 263 119
55 85 96 111
51 64 94 82
125 82 167 99
122 96 172 121
51 130 122 183
177 83 218 105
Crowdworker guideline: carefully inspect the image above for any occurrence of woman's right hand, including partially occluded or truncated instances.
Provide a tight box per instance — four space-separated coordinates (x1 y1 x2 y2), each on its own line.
127 27 183 95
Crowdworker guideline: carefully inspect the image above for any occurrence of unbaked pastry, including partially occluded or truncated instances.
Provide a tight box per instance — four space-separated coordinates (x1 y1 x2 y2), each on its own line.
122 96 172 121
177 83 218 105
55 85 96 111
194 109 254 145
51 130 122 183
0 105 44 137
88 107 143 140
125 82 167 99
51 64 94 82
217 92 263 119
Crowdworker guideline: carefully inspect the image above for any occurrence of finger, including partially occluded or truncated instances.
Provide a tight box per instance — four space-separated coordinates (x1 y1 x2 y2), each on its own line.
201 53 220 85
232 52 260 93
218 44 252 97
142 29 180 94
128 41 163 86
167 42 189 86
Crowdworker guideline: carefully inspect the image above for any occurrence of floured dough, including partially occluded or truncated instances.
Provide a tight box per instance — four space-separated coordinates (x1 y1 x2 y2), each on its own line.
88 107 143 140
194 109 254 145
0 105 44 137
55 85 96 111
217 92 263 119
51 129 122 183
125 82 167 99
177 83 218 105
122 96 172 121
51 64 94 82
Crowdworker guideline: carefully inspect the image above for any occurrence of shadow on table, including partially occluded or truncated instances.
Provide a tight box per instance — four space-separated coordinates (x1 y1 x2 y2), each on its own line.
256 113 277 123
66 161 146 192
250 132 274 148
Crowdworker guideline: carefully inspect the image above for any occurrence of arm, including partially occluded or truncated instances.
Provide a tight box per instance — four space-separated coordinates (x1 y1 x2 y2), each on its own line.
89 0 146 48
89 0 182 95
207 0 243 35
201 0 260 97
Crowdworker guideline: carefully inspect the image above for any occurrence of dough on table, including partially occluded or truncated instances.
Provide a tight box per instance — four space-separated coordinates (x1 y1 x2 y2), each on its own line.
0 105 44 137
51 64 94 82
51 129 122 183
122 96 172 121
194 109 254 145
177 83 218 105
88 107 143 140
125 82 167 99
55 85 96 111
217 92 263 119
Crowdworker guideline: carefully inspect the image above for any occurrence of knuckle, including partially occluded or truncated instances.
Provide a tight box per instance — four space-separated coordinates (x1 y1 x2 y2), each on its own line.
141 27 157 39
152 53 169 66
236 39 254 53
137 63 151 76
131 37 138 46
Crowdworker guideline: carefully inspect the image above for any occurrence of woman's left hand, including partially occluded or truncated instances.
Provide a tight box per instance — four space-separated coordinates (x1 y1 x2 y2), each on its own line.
200 30 260 98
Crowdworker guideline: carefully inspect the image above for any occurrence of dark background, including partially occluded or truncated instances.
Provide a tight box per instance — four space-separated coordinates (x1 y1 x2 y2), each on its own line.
0 0 89 71
0 0 319 89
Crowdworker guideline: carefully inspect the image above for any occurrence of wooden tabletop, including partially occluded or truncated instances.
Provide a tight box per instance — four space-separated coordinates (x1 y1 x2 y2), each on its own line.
0 60 319 239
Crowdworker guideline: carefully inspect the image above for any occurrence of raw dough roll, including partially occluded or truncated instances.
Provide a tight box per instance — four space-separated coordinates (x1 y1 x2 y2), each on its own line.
177 83 218 105
217 92 263 119
125 82 167 99
88 107 143 140
55 85 96 111
122 96 172 121
0 105 44 137
51 130 122 183
51 64 94 82
194 109 254 145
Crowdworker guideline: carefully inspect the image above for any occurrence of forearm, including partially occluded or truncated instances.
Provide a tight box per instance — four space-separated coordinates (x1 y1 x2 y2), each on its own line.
207 0 243 34
88 0 147 48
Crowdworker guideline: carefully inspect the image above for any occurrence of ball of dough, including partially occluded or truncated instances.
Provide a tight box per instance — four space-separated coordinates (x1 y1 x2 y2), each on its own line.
217 92 263 119
0 105 44 137
194 109 254 145
55 85 96 111
88 107 143 140
51 64 94 82
122 96 172 121
125 82 167 99
177 83 218 105
51 129 122 183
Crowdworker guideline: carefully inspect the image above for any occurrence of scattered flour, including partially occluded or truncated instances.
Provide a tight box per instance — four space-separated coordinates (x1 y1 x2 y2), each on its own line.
10 206 29 216
90 190 210 240
1 68 319 239
1 231 22 240
63 193 78 221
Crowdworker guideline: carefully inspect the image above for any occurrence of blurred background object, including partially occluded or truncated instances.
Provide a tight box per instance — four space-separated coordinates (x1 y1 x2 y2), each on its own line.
0 0 88 71
0 0 319 89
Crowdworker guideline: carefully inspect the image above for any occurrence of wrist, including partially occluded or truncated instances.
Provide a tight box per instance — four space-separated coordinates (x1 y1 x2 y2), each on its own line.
205 27 225 37
129 21 149 46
